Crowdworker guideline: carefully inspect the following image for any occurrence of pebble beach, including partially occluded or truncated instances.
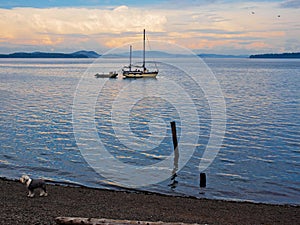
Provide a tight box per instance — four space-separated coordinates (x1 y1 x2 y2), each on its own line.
0 178 299 225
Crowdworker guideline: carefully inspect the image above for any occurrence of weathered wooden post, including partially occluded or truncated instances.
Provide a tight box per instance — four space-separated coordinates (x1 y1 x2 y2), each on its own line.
170 121 178 151
200 172 206 188
170 121 179 187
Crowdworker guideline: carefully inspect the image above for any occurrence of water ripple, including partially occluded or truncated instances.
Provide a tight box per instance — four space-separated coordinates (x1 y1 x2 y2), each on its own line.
0 58 300 205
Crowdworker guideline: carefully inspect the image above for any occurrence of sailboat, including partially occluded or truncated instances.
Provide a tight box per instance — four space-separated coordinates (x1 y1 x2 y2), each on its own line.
122 29 158 78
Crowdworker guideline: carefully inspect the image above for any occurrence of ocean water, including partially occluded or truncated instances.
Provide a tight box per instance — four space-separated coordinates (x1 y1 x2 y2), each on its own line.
0 58 299 205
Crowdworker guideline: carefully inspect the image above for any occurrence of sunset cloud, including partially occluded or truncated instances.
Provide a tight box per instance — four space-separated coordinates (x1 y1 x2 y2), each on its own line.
0 1 299 54
0 6 166 34
0 6 167 50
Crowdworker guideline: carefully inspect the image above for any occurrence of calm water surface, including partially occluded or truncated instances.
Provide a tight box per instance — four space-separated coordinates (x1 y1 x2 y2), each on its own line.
0 58 299 205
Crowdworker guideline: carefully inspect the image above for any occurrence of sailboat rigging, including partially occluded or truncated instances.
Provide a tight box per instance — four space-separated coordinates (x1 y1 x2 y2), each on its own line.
122 29 158 78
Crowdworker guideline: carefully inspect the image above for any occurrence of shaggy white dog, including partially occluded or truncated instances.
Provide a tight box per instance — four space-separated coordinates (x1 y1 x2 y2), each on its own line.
20 175 48 197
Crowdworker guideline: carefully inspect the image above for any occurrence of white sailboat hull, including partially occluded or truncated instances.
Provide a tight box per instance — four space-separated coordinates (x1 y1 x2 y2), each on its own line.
123 70 158 78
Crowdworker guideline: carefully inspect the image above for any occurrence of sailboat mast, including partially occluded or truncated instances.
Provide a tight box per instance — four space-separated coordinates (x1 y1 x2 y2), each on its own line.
143 29 145 71
129 45 132 71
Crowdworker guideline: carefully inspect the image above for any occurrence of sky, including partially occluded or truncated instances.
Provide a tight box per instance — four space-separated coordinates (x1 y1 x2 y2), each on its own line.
0 0 299 55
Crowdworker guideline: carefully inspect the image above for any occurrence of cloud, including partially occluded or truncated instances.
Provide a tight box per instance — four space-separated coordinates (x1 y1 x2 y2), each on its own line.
0 1 299 54
280 0 300 8
0 6 167 48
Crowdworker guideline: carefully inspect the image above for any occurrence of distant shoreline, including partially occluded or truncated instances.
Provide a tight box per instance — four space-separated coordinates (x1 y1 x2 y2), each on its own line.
1 50 300 59
0 51 247 58
250 52 300 58
0 50 101 58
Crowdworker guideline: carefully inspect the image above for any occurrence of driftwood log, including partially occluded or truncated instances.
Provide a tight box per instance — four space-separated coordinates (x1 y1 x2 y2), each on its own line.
55 217 201 225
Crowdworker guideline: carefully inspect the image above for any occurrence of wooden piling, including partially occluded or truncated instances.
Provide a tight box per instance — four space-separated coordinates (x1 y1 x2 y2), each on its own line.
200 173 206 188
170 121 179 185
170 121 178 151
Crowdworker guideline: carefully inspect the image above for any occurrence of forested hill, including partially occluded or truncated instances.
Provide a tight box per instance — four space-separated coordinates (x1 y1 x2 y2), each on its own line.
250 52 300 58
0 51 100 58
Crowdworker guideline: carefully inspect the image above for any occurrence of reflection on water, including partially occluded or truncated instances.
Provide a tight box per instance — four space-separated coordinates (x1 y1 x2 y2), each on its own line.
0 58 299 205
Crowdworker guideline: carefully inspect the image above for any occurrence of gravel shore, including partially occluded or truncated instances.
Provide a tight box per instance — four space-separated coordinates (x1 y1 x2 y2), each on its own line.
0 178 299 225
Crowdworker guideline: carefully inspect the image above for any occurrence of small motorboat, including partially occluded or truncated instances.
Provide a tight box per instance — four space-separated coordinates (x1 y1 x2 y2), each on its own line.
94 71 118 78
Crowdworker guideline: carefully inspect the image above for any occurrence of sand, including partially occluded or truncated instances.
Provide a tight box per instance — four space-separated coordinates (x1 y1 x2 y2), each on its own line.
0 177 299 225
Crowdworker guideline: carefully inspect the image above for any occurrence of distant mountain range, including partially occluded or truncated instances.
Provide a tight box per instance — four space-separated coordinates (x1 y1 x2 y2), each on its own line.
198 54 248 58
0 50 101 58
0 50 249 58
3 50 299 59
81 50 249 58
250 52 300 58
